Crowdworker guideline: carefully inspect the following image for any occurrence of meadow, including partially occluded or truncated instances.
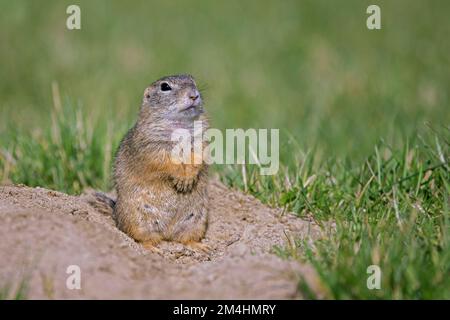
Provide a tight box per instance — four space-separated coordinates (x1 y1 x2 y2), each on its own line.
0 0 449 298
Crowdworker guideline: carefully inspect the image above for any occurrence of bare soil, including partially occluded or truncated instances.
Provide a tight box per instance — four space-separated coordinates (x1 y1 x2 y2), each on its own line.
0 181 323 299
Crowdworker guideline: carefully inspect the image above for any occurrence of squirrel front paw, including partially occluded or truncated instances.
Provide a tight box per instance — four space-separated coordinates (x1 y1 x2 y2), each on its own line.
171 176 198 193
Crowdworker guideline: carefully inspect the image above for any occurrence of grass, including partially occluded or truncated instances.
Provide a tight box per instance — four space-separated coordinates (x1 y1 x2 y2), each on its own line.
1 83 123 194
0 0 449 299
0 276 30 300
257 134 449 299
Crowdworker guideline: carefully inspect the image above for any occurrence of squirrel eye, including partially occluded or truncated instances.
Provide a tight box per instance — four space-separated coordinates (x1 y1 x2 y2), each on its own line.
160 82 172 91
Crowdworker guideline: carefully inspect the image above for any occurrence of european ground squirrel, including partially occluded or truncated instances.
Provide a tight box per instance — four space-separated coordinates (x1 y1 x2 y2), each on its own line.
94 74 209 252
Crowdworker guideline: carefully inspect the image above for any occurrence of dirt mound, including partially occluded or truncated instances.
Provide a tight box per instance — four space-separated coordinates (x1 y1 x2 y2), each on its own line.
0 181 323 299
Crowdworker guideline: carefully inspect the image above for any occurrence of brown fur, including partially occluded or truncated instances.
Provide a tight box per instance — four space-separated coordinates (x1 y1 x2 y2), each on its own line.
111 74 209 250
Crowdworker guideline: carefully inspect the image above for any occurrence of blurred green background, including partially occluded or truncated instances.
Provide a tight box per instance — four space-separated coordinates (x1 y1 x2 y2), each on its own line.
1 0 449 299
1 0 449 157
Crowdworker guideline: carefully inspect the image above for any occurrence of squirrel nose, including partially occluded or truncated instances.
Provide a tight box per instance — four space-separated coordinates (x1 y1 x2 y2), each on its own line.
189 90 200 101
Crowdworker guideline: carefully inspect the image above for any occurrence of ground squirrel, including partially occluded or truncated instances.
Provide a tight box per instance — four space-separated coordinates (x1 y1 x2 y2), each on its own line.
94 74 209 252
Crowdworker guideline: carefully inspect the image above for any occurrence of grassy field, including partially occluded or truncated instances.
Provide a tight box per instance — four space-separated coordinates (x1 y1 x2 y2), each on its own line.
0 0 449 299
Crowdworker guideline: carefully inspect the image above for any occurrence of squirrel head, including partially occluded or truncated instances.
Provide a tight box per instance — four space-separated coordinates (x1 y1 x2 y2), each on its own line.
141 74 204 122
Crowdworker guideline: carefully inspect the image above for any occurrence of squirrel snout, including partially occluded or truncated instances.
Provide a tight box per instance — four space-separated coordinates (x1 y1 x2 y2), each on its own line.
189 89 200 102
179 88 202 112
